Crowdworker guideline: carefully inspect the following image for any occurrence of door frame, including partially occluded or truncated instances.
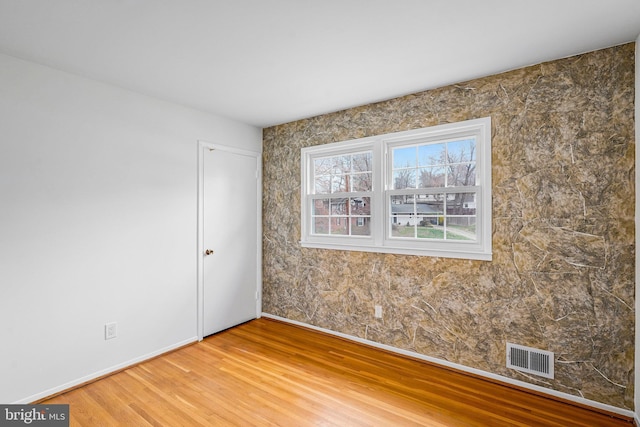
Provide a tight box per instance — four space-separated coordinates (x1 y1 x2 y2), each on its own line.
197 140 262 341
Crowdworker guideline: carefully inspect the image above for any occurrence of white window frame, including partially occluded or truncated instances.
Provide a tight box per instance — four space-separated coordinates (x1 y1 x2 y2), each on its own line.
300 117 492 261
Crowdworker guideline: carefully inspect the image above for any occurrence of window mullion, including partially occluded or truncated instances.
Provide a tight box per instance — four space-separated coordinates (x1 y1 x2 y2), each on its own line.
372 139 385 246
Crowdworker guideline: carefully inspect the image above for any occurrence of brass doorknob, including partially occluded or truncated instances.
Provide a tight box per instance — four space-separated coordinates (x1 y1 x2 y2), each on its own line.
204 249 215 256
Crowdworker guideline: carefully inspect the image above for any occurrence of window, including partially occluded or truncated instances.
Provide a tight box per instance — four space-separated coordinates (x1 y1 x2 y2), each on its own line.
310 151 372 237
301 117 491 260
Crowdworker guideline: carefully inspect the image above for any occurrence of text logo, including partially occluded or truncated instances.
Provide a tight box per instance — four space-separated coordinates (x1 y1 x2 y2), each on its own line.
0 405 68 427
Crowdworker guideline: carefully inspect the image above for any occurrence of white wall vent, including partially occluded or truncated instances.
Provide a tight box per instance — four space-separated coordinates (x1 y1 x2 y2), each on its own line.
506 343 554 379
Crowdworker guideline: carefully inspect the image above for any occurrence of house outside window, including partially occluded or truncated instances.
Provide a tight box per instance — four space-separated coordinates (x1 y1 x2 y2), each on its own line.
301 117 491 260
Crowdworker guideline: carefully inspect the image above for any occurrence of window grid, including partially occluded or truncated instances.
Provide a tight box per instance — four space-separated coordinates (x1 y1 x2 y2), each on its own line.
310 196 372 236
388 137 478 243
300 117 491 260
310 151 373 237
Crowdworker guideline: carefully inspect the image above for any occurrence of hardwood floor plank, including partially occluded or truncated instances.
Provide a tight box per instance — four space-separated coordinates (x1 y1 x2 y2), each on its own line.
42 318 633 426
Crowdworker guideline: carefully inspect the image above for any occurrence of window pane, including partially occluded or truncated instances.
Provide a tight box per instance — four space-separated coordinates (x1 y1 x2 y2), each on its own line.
418 143 445 166
352 152 372 172
445 192 477 241
351 197 370 215
430 194 445 207
413 195 444 240
390 195 413 212
331 175 348 193
418 166 445 188
314 152 374 195
314 158 333 175
390 194 416 238
390 216 414 237
393 146 416 168
417 219 444 239
330 198 348 215
314 175 331 194
447 193 476 215
351 173 372 191
446 139 476 187
416 202 441 216
313 199 330 215
351 217 370 236
332 155 351 173
447 139 475 163
331 217 348 235
312 217 329 234
393 169 416 189
447 217 476 241
447 163 476 187
420 216 441 226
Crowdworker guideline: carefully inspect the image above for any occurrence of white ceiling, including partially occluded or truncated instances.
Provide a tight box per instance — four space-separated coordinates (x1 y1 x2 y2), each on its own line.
0 1 639 128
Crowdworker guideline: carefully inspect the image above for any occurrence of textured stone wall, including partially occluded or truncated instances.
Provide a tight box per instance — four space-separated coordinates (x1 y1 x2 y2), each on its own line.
262 44 635 409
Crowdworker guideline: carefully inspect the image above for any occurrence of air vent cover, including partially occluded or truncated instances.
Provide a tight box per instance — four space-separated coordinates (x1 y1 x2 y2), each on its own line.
506 343 554 379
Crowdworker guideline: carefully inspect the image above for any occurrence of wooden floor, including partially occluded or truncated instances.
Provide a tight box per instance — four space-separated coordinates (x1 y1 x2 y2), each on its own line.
43 318 633 426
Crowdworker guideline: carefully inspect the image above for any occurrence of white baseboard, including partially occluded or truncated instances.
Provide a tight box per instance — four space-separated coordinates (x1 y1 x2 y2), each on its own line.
14 336 199 404
262 313 635 420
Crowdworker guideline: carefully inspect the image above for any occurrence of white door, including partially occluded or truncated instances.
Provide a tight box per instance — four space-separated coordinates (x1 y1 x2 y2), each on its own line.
200 143 260 337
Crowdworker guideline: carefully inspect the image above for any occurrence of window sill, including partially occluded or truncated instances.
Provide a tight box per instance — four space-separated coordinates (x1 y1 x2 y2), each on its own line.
300 240 492 261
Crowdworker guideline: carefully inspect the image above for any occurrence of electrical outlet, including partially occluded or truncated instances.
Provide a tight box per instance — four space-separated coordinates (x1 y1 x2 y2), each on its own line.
105 322 117 340
374 305 382 318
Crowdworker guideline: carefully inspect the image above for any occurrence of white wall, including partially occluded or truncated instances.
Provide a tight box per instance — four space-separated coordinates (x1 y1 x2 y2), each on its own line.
0 53 261 403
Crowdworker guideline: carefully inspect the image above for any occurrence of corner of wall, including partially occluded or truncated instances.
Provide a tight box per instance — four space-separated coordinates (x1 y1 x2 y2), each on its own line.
634 34 639 423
